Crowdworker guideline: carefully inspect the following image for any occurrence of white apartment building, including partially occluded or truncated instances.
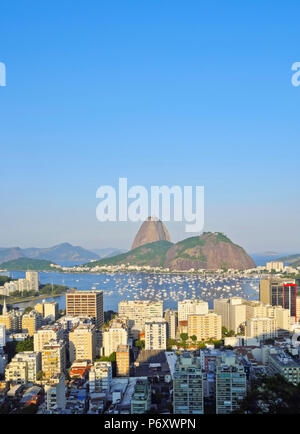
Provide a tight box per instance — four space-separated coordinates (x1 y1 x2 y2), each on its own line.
178 300 208 322
164 309 178 340
214 298 246 333
25 271 39 292
266 261 284 272
33 325 64 352
89 361 112 393
44 374 66 412
145 319 167 350
0 324 6 348
246 317 278 341
5 351 42 384
118 300 163 337
102 318 128 357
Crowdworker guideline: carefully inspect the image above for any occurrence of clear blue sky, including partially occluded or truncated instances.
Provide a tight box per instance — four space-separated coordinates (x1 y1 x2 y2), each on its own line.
0 0 299 253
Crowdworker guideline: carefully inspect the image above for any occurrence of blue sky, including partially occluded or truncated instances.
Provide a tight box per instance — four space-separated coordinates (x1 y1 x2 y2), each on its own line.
0 0 299 253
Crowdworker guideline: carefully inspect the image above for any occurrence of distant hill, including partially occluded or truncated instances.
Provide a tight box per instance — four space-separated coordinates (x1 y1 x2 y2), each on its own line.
0 243 100 264
0 247 24 263
0 257 61 271
91 248 127 258
277 254 300 264
84 240 173 268
82 231 255 271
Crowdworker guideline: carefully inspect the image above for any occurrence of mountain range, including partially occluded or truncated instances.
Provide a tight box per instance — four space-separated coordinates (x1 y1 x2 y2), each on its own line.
84 231 256 271
0 243 100 264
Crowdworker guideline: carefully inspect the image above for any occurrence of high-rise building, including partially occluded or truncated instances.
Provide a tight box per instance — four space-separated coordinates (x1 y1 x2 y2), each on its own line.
89 361 112 392
66 290 104 328
69 324 96 363
215 354 246 414
102 318 128 357
164 309 178 340
131 379 151 414
0 324 6 349
187 313 222 341
22 310 43 336
116 344 130 377
178 300 208 322
25 271 39 292
41 339 66 379
0 302 22 332
259 279 298 322
118 300 163 337
173 352 204 414
34 325 64 352
145 319 167 350
245 317 277 340
44 374 66 412
5 352 42 384
266 261 284 272
214 297 246 333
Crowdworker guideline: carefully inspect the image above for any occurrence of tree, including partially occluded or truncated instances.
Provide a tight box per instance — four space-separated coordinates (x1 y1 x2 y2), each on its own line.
135 340 145 349
180 333 188 342
234 374 300 414
16 337 34 353
190 335 197 342
23 306 34 314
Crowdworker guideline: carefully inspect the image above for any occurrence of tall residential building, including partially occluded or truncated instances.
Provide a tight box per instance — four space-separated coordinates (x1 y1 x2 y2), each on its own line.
173 352 204 414
245 317 277 340
89 361 112 392
35 301 59 322
5 351 42 384
145 319 167 350
259 279 298 322
66 290 104 328
118 300 163 337
33 325 64 352
266 261 284 272
164 309 178 340
22 310 43 336
0 324 6 349
214 297 246 333
215 354 246 414
187 313 222 341
44 374 66 412
102 318 128 357
69 324 96 363
25 271 39 292
41 339 66 379
245 300 290 331
178 300 208 322
131 379 151 414
116 344 130 377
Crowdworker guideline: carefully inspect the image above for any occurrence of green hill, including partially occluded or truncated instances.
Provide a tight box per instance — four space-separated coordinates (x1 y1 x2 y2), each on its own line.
82 232 255 271
0 257 62 271
83 240 173 268
165 232 255 271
